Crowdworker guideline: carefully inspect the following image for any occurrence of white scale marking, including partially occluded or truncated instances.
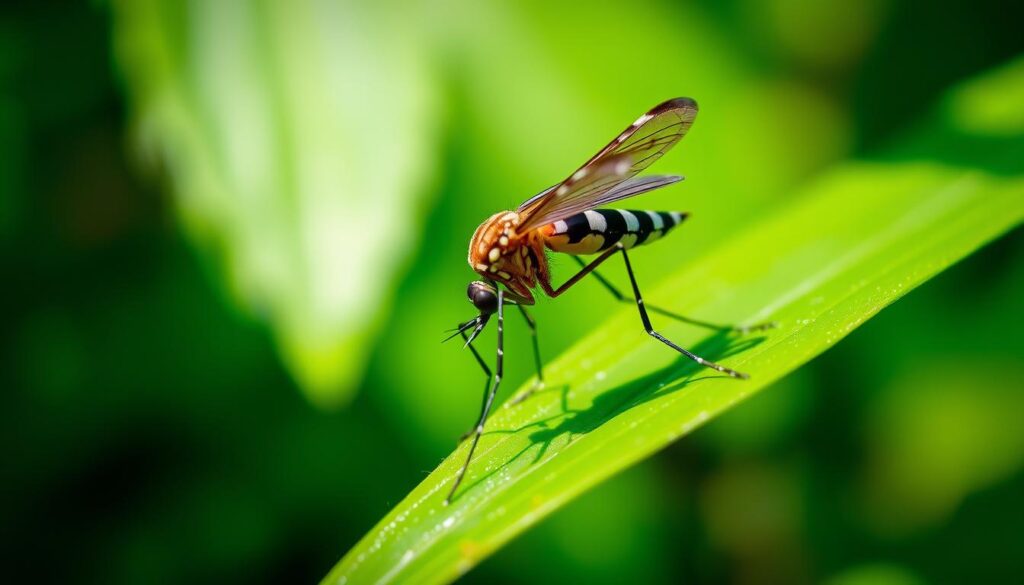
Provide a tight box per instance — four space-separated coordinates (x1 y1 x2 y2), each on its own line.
618 210 640 231
584 210 607 232
646 211 663 230
669 211 684 224
553 220 569 234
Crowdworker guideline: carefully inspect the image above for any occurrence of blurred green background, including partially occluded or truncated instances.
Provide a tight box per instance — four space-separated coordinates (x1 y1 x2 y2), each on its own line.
2 1 1022 584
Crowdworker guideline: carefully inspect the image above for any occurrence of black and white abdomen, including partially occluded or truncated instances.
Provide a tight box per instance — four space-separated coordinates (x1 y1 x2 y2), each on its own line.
542 209 688 255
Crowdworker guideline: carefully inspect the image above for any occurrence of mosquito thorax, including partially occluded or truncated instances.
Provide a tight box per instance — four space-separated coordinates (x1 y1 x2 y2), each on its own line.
468 211 522 279
467 281 498 315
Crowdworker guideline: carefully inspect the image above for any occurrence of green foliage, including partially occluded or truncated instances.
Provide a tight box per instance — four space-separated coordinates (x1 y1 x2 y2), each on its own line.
4 1 1024 583
325 62 1024 584
112 0 438 405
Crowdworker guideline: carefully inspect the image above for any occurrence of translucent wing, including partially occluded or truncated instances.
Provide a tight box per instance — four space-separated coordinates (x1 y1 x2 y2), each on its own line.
517 184 557 212
597 174 684 201
517 97 697 231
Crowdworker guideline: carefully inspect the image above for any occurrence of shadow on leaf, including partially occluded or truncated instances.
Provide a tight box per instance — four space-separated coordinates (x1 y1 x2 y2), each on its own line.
459 330 767 496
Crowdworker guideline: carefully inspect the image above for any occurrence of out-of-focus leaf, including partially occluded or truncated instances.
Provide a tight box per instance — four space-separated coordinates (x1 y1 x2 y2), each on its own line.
111 0 438 405
860 361 1024 535
323 59 1024 584
742 0 890 70
823 563 926 585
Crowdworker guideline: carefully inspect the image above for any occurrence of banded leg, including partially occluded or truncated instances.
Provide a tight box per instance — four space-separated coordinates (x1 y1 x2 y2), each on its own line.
618 245 749 379
509 305 544 405
569 256 775 333
446 290 505 505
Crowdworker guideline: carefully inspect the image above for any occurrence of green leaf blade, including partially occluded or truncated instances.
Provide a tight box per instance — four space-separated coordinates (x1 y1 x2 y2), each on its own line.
327 165 1022 584
326 60 1024 585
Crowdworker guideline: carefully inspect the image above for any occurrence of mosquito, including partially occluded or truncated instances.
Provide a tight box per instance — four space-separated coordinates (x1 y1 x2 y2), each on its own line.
444 97 774 504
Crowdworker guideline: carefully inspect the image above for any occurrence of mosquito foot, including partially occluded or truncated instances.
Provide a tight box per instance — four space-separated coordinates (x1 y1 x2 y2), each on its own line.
733 320 779 334
714 363 749 379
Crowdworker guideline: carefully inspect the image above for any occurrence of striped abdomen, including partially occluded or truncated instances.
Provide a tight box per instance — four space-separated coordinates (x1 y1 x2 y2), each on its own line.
542 209 687 255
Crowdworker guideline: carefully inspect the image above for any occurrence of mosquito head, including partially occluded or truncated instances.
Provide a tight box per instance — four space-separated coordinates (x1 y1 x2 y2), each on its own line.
467 280 498 315
442 281 498 347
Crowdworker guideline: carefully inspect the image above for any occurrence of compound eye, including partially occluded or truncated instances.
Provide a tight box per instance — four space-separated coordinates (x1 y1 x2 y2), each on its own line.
467 281 498 314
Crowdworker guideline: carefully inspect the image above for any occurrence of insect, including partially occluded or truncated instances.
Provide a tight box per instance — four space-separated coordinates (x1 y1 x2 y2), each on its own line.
445 98 773 504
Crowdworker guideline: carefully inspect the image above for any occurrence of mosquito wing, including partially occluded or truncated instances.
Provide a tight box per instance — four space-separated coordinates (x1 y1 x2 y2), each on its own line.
517 97 697 231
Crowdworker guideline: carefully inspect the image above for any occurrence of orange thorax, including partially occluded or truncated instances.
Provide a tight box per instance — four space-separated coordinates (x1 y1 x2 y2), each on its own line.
467 211 548 301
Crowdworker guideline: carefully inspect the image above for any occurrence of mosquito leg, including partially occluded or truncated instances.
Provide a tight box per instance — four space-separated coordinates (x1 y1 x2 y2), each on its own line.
509 305 544 406
617 245 750 379
540 245 621 298
570 256 776 333
447 290 505 505
457 328 492 444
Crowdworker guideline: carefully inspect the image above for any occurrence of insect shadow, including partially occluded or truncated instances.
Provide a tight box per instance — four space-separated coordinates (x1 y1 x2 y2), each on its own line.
461 330 767 494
